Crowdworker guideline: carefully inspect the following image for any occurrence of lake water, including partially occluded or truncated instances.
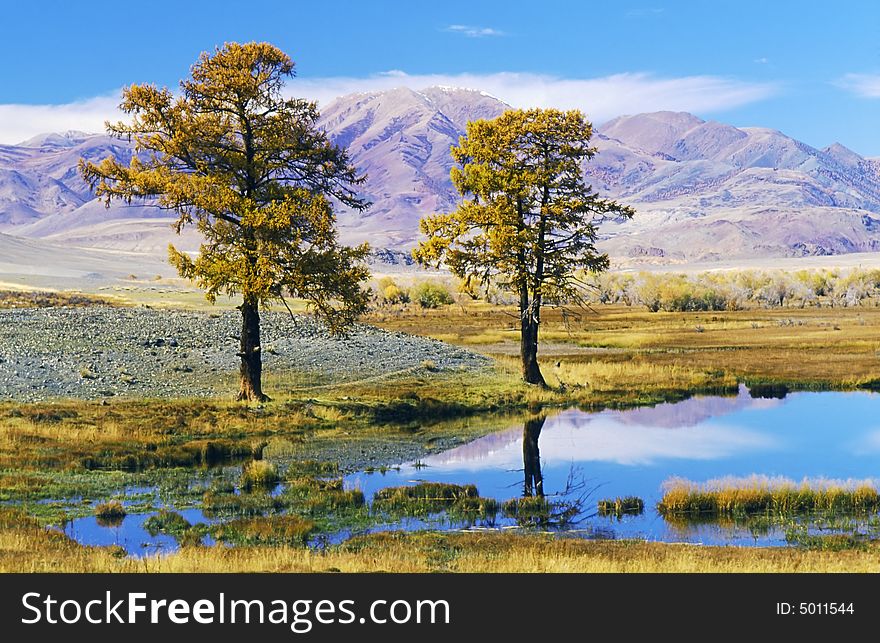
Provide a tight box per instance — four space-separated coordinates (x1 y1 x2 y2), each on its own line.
59 386 880 552
62 507 215 556
345 386 880 546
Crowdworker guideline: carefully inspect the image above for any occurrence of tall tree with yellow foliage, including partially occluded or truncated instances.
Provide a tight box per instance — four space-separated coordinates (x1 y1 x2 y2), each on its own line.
415 109 634 386
80 42 370 401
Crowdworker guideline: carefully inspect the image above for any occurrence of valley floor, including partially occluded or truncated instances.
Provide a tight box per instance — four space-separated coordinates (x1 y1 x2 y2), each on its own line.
5 297 880 572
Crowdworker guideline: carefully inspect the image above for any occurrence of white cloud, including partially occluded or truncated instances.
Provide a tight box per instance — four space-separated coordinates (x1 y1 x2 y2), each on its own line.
0 71 777 144
444 24 505 38
753 57 769 64
294 70 778 124
0 93 122 145
837 73 880 98
421 410 778 469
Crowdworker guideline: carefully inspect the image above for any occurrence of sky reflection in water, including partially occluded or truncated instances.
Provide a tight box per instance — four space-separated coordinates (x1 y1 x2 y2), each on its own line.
346 386 880 546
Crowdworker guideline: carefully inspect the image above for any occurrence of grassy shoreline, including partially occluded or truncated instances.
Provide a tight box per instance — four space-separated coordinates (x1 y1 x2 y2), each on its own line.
5 303 880 571
3 509 879 573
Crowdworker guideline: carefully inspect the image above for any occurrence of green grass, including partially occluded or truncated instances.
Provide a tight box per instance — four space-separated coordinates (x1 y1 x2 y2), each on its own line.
597 496 645 518
143 509 192 537
370 482 500 520
501 496 554 526
201 489 285 518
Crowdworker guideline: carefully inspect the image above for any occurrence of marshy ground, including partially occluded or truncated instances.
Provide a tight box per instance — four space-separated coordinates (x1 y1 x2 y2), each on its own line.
5 292 880 571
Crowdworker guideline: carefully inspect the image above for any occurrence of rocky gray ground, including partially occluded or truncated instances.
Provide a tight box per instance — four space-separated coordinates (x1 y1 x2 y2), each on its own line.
0 307 491 402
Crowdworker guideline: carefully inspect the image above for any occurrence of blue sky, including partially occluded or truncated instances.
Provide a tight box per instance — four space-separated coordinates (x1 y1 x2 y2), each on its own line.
2 1 880 153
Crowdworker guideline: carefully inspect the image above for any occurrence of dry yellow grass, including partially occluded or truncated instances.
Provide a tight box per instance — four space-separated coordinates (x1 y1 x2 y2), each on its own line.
2 510 877 573
367 304 880 389
659 476 880 516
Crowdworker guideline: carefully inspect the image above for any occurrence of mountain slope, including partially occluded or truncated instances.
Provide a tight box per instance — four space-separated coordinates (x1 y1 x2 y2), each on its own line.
318 86 507 247
587 112 880 261
4 91 880 265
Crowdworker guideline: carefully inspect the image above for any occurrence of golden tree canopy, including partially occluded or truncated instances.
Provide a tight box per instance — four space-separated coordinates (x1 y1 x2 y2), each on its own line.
415 108 635 385
415 108 634 304
80 42 370 332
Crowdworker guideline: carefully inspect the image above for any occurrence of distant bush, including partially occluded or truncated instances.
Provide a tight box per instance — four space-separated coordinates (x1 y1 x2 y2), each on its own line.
412 281 454 308
374 277 410 306
383 284 409 304
588 268 880 311
0 290 111 309
631 274 731 312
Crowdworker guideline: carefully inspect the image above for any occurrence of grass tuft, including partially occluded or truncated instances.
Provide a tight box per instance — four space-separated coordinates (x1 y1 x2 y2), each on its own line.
143 509 191 537
239 461 280 491
597 496 645 518
94 500 126 526
373 482 480 516
658 476 880 517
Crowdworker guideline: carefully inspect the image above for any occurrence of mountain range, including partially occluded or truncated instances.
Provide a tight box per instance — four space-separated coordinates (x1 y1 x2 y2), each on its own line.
3 86 880 269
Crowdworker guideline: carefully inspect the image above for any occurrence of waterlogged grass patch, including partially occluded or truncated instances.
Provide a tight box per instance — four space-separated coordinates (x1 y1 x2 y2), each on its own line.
287 460 339 477
444 496 498 520
659 476 880 517
597 496 645 518
212 516 315 546
239 461 280 491
501 496 581 527
502 496 552 525
94 500 126 527
201 490 285 518
143 509 191 537
143 509 207 547
372 482 480 516
80 439 264 471
785 529 870 551
284 476 345 499
303 489 365 512
282 473 360 505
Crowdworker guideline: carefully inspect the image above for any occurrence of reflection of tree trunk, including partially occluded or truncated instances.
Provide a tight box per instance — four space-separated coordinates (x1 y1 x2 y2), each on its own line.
523 416 546 497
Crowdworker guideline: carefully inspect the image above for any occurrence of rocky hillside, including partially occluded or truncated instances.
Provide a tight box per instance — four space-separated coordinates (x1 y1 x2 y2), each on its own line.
319 87 506 248
589 111 880 262
4 89 880 265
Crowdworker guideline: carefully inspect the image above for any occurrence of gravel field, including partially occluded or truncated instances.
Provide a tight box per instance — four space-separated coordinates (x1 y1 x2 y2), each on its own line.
0 307 490 402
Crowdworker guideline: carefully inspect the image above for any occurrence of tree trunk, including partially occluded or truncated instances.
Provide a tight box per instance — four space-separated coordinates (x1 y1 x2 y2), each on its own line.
237 297 269 402
520 285 546 386
523 416 545 497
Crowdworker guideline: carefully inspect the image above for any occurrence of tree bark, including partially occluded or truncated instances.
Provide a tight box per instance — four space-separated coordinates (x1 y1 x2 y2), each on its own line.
237 297 269 402
523 415 545 497
520 285 546 386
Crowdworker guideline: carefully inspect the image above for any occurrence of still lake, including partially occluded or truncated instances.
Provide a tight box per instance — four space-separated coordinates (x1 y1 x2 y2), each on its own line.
61 386 880 552
346 386 880 546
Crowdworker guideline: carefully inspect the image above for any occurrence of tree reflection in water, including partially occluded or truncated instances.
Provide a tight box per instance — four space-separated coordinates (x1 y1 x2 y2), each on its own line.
523 415 546 498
